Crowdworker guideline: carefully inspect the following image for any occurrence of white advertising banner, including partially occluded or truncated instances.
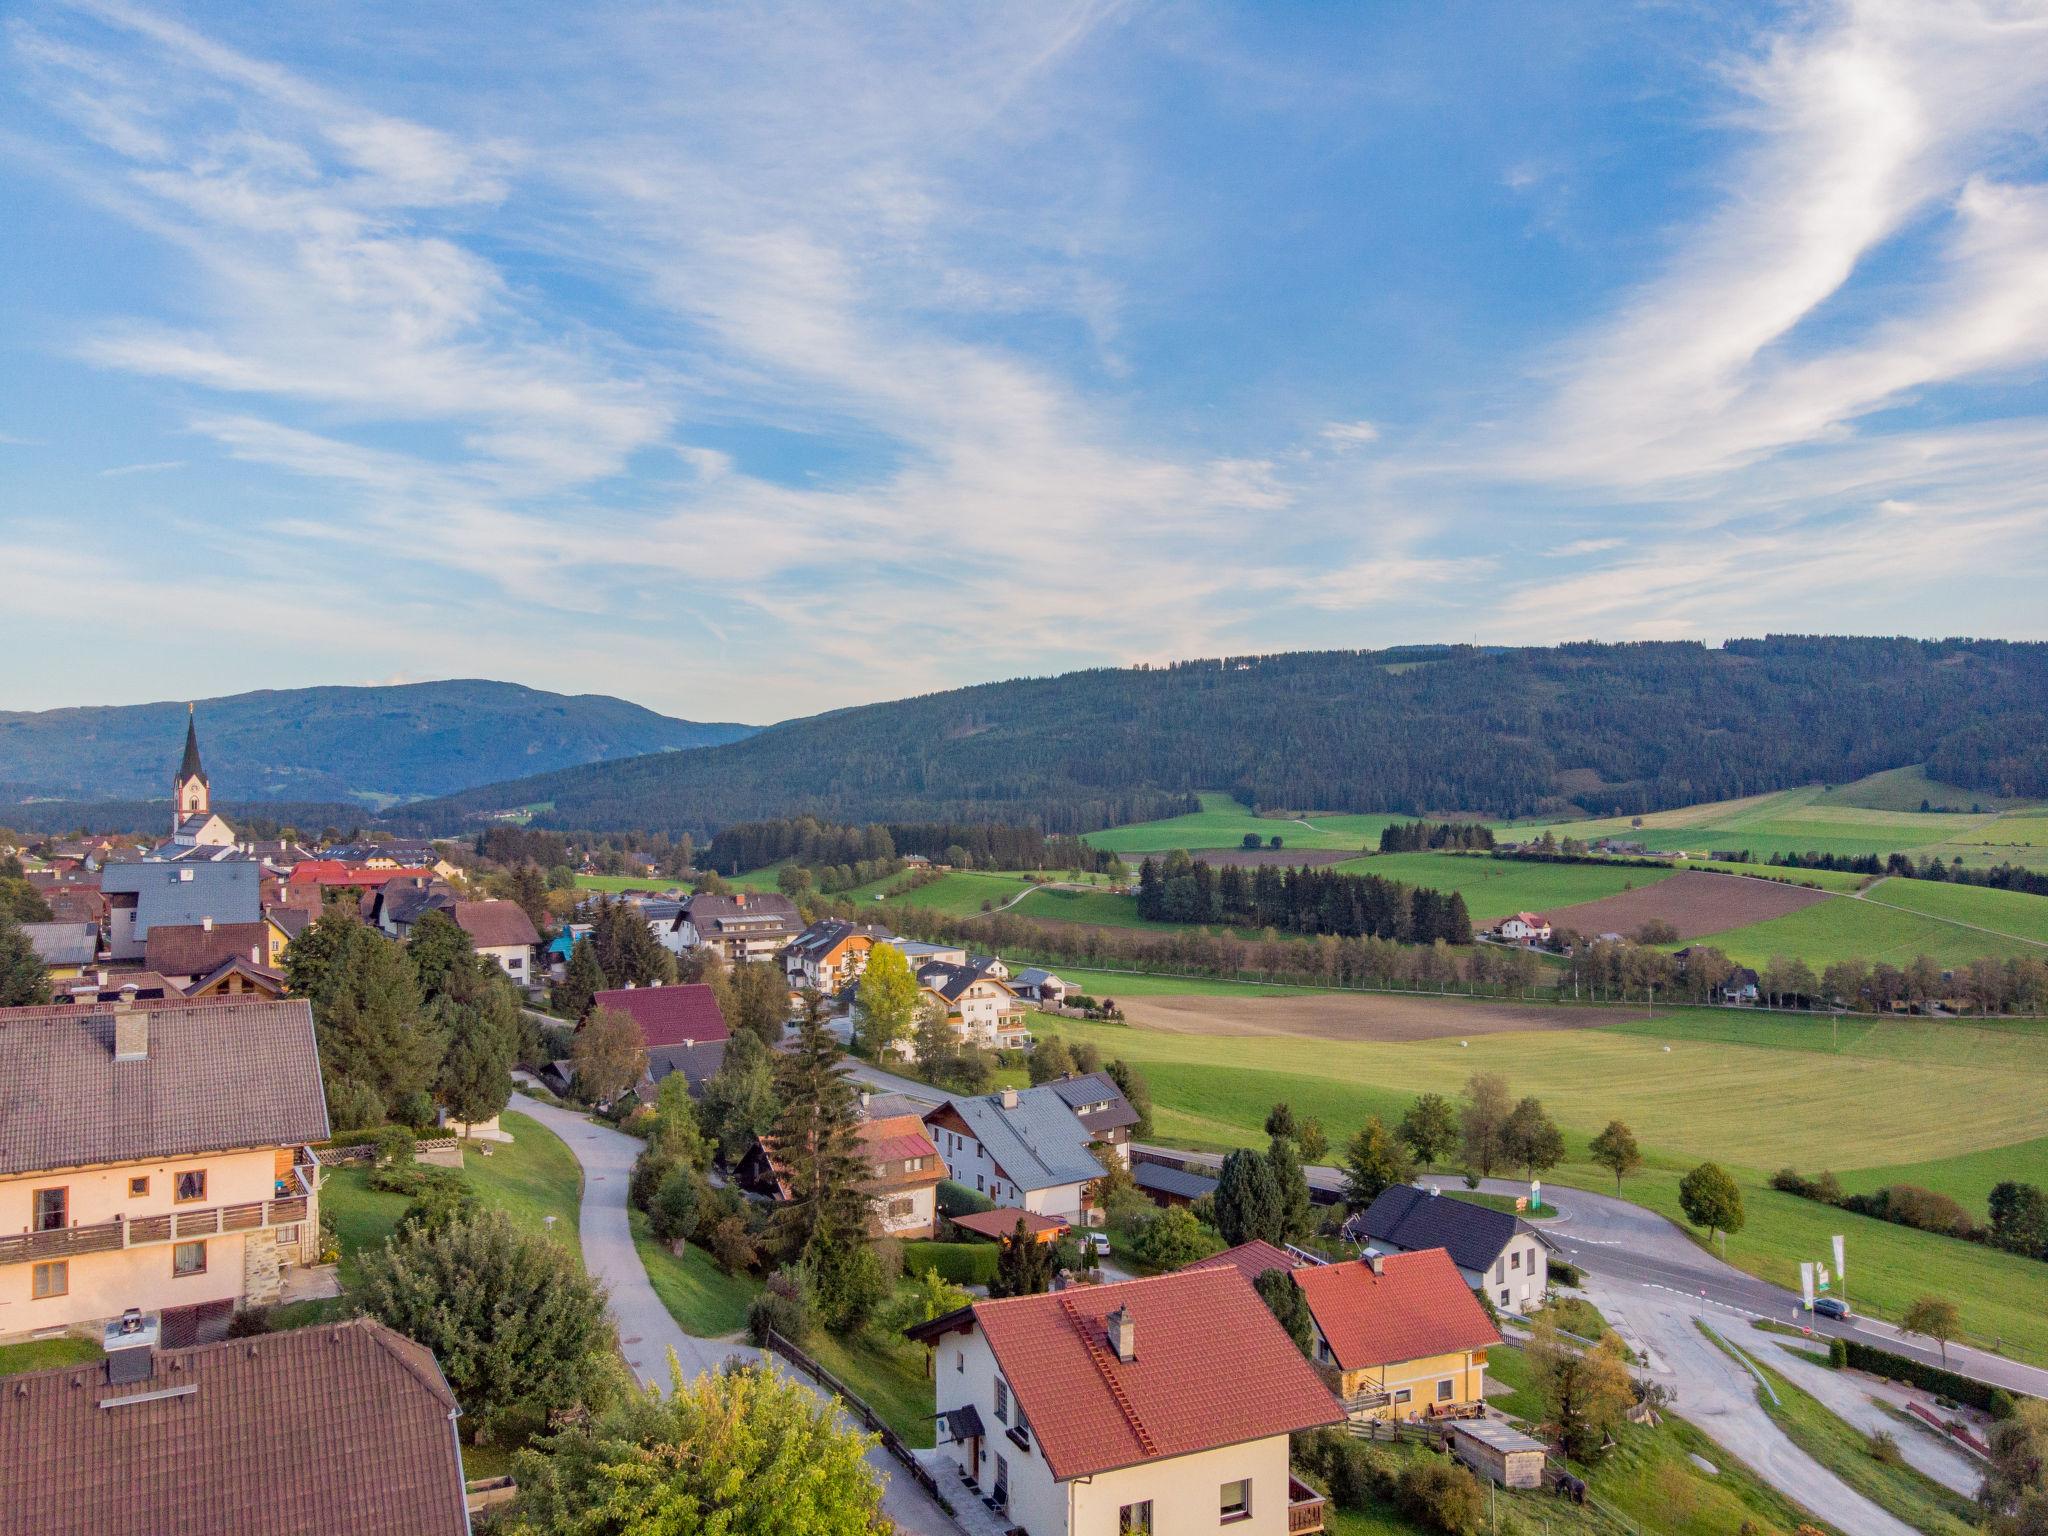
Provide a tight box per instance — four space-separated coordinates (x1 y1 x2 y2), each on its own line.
1833 1234 1846 1278
1800 1261 1815 1309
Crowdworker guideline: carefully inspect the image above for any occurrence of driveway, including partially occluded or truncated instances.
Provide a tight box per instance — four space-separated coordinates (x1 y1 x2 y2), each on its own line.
509 1093 957 1535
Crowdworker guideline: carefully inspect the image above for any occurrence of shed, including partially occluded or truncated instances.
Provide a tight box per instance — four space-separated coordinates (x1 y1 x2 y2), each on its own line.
947 1208 1068 1244
1446 1419 1549 1489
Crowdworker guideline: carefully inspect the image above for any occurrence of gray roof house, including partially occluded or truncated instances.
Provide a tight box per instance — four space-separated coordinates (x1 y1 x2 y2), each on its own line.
100 859 261 959
20 921 99 968
923 1084 1106 1223
1346 1184 1553 1315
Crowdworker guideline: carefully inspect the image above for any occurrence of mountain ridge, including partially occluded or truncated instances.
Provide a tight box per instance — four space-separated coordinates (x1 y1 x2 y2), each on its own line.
0 679 754 805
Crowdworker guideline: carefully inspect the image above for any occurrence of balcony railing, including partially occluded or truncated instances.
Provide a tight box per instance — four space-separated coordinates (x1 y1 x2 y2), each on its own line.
1287 1476 1327 1535
0 1191 310 1267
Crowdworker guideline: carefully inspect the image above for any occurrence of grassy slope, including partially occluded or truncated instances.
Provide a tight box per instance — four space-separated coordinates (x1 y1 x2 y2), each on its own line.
630 1210 758 1337
1827 765 2036 813
872 870 1037 916
1705 1330 1978 1536
1332 851 1679 919
1689 892 2039 968
1034 1012 2048 1361
1084 792 1399 855
1010 886 1184 930
1857 877 2048 944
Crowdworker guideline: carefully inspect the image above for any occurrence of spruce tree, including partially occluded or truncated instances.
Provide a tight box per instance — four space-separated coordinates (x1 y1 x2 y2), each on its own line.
1214 1147 1284 1246
0 915 50 1007
315 927 439 1120
554 936 606 1019
769 994 871 1259
435 995 515 1130
1267 1135 1313 1243
990 1219 1055 1297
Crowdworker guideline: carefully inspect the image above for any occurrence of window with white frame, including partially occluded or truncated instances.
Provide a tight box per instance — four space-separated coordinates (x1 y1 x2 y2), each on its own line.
1220 1478 1252 1522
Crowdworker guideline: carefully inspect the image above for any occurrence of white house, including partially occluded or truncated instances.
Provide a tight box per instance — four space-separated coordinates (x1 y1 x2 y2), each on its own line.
923 1085 1105 1225
1496 911 1552 945
907 1268 1342 1535
1345 1185 1550 1315
916 960 1029 1050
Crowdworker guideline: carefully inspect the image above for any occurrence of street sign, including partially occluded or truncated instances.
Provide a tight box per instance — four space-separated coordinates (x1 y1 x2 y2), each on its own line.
1800 1262 1815 1309
1832 1234 1846 1278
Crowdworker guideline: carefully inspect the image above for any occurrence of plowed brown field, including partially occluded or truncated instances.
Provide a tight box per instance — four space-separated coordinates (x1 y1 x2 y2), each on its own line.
1536 868 1830 940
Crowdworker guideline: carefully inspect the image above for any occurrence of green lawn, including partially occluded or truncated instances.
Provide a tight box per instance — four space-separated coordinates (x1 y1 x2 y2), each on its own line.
1331 851 1678 920
1826 765 2035 814
873 870 1039 916
1705 1329 1978 1536
1043 966 1320 998
1856 876 2048 945
1085 792 1399 855
1035 1010 2048 1362
1505 784 1987 862
630 1211 759 1336
1689 890 2039 968
0 1335 100 1375
1010 886 1183 930
574 874 678 894
809 1295 941 1450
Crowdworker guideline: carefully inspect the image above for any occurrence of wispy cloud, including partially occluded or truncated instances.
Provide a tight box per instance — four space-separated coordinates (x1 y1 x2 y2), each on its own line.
98 458 184 476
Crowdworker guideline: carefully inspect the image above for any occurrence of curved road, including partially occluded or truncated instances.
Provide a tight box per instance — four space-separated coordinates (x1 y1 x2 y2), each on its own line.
509 1093 955 1535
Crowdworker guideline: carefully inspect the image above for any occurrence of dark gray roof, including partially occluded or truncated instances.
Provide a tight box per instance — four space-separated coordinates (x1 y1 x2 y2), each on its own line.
1352 1185 1522 1272
916 958 1014 1004
0 999 330 1175
100 859 260 938
1134 1162 1218 1201
931 1086 1104 1192
1045 1072 1139 1132
21 921 98 967
646 1038 727 1094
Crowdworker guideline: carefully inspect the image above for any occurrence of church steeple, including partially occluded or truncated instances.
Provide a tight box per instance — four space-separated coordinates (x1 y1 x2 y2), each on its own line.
175 703 210 827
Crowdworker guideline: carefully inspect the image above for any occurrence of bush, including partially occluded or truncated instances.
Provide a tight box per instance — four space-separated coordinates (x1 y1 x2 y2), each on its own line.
1829 1336 1849 1368
937 1180 996 1218
629 1146 680 1212
1840 1338 1999 1412
1549 1258 1583 1287
367 1160 464 1199
1870 1430 1904 1466
1129 1207 1223 1270
373 1125 418 1168
1396 1460 1485 1535
708 1214 759 1276
398 1177 482 1237
389 1090 437 1130
227 1306 276 1338
747 1277 809 1345
907 1240 1001 1287
649 1168 700 1245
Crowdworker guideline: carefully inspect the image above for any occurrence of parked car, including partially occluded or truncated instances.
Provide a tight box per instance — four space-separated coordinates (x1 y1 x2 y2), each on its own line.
1812 1296 1850 1320
1085 1232 1112 1257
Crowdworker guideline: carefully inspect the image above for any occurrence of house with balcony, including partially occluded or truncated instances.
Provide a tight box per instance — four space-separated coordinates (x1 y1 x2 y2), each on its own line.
782 919 900 993
1291 1249 1501 1424
907 1267 1342 1535
678 891 801 964
0 998 328 1343
1042 1071 1138 1167
916 959 1030 1050
736 1113 943 1239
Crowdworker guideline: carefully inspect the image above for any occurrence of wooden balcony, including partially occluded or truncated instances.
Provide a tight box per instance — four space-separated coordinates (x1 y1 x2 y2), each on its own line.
1287 1476 1327 1535
0 1192 310 1268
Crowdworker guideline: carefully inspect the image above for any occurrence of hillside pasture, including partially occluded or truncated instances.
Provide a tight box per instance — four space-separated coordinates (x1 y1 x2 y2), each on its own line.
1332 851 1678 921
1084 792 1397 855
1010 885 1179 930
1825 763 2036 812
1118 990 1614 1043
1857 876 2048 944
873 870 1036 916
1537 869 1830 940
1698 891 2042 970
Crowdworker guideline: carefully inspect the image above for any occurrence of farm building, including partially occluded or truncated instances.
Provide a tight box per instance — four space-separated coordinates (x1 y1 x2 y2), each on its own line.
1446 1419 1549 1488
1496 911 1551 944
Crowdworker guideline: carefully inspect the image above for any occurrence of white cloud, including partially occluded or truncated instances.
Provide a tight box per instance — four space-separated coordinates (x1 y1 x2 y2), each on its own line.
1320 420 1380 448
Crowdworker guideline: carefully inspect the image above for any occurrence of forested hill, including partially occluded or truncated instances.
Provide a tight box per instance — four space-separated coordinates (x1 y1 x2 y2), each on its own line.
401 638 2048 837
0 681 754 805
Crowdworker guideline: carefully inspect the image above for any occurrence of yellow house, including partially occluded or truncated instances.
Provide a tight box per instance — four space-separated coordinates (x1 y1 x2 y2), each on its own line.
0 998 329 1343
1292 1249 1500 1422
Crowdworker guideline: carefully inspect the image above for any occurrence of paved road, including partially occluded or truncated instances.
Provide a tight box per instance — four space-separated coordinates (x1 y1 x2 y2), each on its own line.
508 1093 956 1535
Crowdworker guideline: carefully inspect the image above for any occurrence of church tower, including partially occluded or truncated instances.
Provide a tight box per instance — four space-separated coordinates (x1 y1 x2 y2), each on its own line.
175 703 211 830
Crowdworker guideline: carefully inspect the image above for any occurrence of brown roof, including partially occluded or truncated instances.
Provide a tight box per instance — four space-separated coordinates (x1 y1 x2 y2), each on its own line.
0 1317 467 1536
948 1208 1067 1242
143 921 271 978
0 999 329 1176
1292 1250 1502 1370
1183 1238 1305 1285
859 1114 943 1193
453 899 539 949
958 1268 1343 1478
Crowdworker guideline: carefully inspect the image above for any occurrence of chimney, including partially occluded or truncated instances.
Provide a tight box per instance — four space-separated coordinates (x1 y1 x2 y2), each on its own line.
114 1003 148 1062
1000 1087 1019 1111
1106 1305 1136 1363
96 968 108 987
201 915 214 932
1365 1249 1385 1276
103 1309 158 1386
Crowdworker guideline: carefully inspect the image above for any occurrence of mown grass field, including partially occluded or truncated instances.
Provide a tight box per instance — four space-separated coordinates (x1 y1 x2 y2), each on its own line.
573 873 679 894
1010 885 1183 929
1689 890 2041 968
871 869 1037 916
1045 965 1320 998
1084 792 1399 855
1332 850 1678 919
1857 876 2048 944
1034 1004 2048 1361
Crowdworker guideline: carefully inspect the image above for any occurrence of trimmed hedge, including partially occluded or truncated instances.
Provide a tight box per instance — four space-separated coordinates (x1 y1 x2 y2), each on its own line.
937 1180 996 1218
1840 1338 2000 1413
903 1241 1000 1288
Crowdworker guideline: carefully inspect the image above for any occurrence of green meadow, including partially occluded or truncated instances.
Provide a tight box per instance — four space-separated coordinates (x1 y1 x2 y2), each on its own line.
1331 850 1677 919
1692 889 2043 969
1083 792 1400 855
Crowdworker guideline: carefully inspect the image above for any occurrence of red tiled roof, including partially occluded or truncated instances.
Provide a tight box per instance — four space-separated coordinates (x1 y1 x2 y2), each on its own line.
0 1318 467 1536
144 921 271 979
860 1113 940 1166
1292 1249 1501 1370
948 1208 1066 1241
589 983 730 1046
971 1268 1343 1479
287 861 433 887
1183 1239 1304 1285
453 899 539 949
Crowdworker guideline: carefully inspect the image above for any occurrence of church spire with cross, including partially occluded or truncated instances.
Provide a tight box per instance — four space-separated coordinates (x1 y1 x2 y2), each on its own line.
174 702 211 830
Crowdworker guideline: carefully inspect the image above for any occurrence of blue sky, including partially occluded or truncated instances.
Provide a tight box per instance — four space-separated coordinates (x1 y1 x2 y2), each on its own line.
5 1 2048 723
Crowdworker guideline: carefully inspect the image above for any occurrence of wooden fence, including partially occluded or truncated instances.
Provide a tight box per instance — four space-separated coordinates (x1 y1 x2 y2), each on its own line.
761 1329 952 1513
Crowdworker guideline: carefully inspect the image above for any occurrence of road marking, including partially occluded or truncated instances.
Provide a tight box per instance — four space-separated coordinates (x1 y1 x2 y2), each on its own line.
1636 1281 1770 1322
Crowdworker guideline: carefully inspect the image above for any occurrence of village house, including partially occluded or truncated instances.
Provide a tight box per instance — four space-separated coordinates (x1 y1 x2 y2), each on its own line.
100 858 262 962
286 860 437 898
738 1112 944 1239
1043 1072 1138 1167
677 891 801 964
907 1267 1341 1535
452 899 541 984
0 1316 469 1536
1346 1185 1550 1315
1292 1249 1501 1423
916 959 1031 1051
586 982 730 1095
1185 1237 1309 1285
19 920 99 979
142 915 291 988
782 918 899 992
1496 911 1552 945
1008 965 1072 1005
923 1085 1107 1225
0 998 328 1343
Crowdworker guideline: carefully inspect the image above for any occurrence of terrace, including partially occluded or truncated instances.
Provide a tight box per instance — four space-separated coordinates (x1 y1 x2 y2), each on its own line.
0 1155 317 1268
1287 1475 1328 1533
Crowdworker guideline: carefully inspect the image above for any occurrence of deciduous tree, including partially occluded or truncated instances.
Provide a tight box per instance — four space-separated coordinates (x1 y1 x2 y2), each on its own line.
1901 1296 1962 1366
1588 1121 1642 1195
1458 1073 1513 1178
1678 1162 1745 1250
1501 1096 1566 1181
1342 1116 1414 1211
570 1006 647 1105
1530 1324 1635 1462
1398 1093 1459 1170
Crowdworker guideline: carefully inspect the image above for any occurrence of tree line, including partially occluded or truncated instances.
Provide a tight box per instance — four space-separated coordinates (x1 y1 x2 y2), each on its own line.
1768 849 2048 898
1136 851 1475 944
405 637 2048 835
1378 819 1496 852
704 814 1116 877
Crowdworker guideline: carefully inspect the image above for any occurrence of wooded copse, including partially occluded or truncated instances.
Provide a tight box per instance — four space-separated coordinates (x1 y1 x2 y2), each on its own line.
704 815 1118 877
1135 851 1474 943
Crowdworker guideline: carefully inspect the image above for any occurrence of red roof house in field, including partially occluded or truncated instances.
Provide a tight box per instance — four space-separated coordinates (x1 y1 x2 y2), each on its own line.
1291 1248 1501 1421
907 1267 1342 1534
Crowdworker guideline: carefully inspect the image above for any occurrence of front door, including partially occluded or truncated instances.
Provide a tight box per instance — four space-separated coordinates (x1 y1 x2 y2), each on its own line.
969 1434 981 1483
